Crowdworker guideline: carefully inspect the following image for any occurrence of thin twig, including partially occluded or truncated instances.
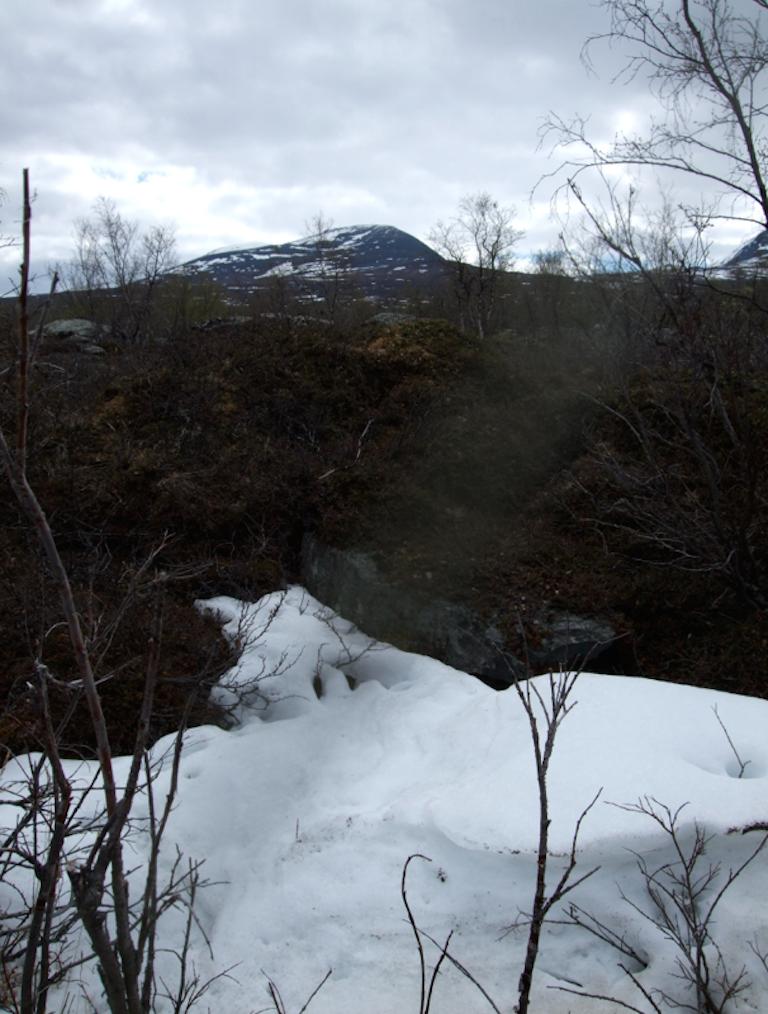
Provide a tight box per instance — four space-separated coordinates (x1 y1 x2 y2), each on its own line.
401 854 432 1014
712 705 750 778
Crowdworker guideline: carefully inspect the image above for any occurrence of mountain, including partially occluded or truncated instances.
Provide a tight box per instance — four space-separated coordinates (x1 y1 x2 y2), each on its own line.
723 228 768 269
176 224 447 301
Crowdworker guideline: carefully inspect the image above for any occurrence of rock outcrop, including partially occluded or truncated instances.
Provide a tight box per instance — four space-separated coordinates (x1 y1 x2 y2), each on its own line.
302 535 616 686
43 319 107 354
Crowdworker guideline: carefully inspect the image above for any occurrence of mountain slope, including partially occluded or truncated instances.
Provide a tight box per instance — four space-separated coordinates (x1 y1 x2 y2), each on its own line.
724 228 768 269
177 224 447 300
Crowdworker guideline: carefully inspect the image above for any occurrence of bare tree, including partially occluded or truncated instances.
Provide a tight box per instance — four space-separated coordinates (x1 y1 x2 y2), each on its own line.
541 0 768 611
559 184 768 612
429 192 523 338
0 186 13 253
0 171 205 1014
60 196 176 344
544 0 768 236
507 668 601 1014
540 0 768 306
299 212 358 328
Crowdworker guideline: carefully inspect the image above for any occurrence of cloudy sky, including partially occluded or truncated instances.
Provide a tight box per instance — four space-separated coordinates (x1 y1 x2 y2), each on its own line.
1 0 761 289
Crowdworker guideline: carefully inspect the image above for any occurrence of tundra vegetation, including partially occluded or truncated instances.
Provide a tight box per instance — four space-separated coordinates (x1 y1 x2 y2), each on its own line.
3 200 768 761
3 0 768 1007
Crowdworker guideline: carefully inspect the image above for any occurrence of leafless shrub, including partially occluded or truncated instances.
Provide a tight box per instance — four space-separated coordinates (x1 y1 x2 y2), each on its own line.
428 192 523 339
400 653 600 1014
258 969 332 1014
199 592 295 722
57 196 176 346
556 799 768 1013
573 306 768 611
541 0 768 613
0 171 221 1014
503 666 601 1014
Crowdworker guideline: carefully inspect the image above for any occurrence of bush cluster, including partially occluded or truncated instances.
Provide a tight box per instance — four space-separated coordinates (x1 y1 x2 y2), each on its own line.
0 312 478 755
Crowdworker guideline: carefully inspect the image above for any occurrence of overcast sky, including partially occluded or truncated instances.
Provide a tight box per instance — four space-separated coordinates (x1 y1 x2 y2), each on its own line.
1 0 762 290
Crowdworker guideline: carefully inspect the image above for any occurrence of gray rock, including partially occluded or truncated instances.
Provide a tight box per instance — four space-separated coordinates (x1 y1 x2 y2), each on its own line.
531 611 616 669
302 535 503 678
43 319 106 354
302 534 617 686
368 312 417 325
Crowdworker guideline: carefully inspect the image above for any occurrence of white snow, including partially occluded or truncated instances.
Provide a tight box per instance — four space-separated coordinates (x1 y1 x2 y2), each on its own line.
3 586 768 1014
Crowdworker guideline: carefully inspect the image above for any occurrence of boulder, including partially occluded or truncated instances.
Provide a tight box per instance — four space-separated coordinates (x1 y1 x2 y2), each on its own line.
302 534 504 678
367 312 417 325
43 319 106 354
301 534 616 687
530 611 616 669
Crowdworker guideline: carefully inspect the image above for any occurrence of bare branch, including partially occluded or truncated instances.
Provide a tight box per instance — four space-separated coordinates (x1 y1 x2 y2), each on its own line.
712 705 751 777
429 192 523 338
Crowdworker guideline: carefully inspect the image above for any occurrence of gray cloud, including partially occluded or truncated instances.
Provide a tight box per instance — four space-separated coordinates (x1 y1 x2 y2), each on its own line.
1 0 757 289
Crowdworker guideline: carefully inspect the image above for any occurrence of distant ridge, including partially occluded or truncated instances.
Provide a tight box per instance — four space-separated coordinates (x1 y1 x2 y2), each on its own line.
176 224 446 300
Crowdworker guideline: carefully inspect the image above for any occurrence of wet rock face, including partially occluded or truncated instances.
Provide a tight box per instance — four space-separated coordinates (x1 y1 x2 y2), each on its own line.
531 613 617 669
302 534 502 676
302 535 615 686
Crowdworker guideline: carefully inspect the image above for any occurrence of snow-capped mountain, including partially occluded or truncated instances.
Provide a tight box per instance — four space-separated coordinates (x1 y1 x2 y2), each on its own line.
176 224 446 300
723 228 768 269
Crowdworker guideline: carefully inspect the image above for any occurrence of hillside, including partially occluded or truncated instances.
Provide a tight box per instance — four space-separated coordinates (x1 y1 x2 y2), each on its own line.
724 226 768 267
176 224 447 300
5 205 768 760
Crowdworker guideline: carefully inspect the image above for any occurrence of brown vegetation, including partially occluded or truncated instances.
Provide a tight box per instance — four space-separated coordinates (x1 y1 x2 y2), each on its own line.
0 308 479 756
5 258 766 761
